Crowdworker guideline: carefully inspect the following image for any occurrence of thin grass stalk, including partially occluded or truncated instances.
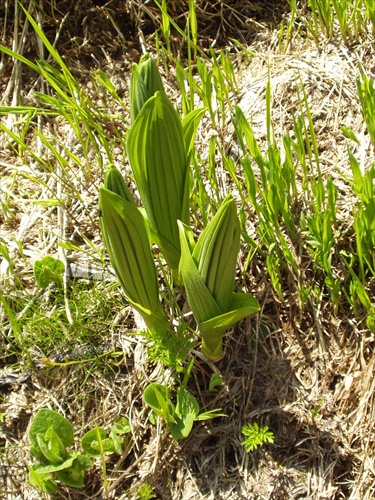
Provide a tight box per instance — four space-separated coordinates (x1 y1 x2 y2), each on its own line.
364 0 375 33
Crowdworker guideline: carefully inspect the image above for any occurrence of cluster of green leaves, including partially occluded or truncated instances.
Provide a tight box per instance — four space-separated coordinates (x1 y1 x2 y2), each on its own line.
144 381 224 440
241 422 275 452
33 256 65 289
98 52 262 441
100 54 260 366
28 409 130 493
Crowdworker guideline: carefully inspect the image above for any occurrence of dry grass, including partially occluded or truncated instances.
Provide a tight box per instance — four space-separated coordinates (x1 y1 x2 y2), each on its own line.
1 1 375 499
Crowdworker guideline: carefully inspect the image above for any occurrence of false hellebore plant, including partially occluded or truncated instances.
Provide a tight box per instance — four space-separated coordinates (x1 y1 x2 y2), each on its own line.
99 165 169 332
178 195 260 360
127 79 190 272
99 53 259 363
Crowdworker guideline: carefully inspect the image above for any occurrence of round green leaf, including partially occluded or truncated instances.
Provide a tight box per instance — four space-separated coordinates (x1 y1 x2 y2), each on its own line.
29 409 74 458
81 427 115 456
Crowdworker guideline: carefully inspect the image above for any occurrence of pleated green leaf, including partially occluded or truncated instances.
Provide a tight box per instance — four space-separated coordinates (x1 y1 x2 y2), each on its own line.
178 197 259 361
99 187 167 328
127 91 188 270
130 53 165 124
193 195 240 312
104 164 136 204
178 220 222 325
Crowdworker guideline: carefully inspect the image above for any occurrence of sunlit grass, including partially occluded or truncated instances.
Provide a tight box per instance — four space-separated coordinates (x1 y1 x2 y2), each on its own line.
287 0 368 44
0 279 124 362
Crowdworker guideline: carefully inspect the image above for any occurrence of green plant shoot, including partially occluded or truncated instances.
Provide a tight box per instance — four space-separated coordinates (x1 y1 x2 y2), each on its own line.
241 422 274 452
28 409 92 492
99 185 168 331
143 383 224 439
127 90 190 271
130 53 165 125
178 195 260 360
81 416 131 457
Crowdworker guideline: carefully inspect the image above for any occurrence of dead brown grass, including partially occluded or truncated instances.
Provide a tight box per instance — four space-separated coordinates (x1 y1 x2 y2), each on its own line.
1 1 375 499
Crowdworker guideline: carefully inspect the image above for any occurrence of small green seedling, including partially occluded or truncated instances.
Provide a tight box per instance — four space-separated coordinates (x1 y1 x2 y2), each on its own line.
33 256 65 288
144 383 225 439
136 482 157 500
241 422 274 452
81 428 116 456
81 416 131 456
28 409 131 493
209 372 224 391
311 397 324 422
28 409 92 492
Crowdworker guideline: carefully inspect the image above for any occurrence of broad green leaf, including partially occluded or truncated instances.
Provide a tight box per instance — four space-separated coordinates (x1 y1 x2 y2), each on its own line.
178 220 222 324
193 195 240 312
143 383 176 423
36 428 67 464
55 454 92 488
81 427 114 456
31 455 76 473
199 293 260 360
127 91 188 270
169 387 199 439
99 187 168 330
28 464 57 493
175 387 199 420
33 256 64 288
29 409 74 458
199 293 260 335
